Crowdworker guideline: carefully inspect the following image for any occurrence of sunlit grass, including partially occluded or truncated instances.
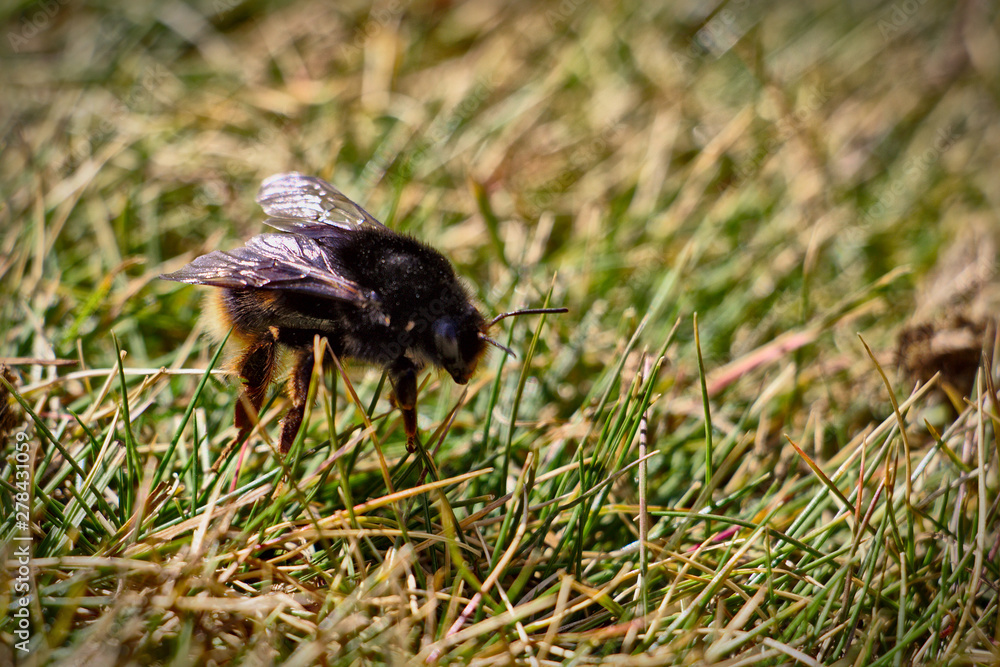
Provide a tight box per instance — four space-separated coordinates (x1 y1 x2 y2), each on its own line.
1 0 998 664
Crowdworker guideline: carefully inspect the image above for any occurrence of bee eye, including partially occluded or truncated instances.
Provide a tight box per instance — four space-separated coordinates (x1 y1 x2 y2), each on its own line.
433 319 460 364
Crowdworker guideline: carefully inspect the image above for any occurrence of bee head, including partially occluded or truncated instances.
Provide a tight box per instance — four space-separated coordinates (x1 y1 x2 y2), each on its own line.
432 317 486 384
431 306 568 385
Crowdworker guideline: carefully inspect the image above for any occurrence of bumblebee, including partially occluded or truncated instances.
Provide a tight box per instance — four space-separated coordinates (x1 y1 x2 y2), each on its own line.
162 173 565 454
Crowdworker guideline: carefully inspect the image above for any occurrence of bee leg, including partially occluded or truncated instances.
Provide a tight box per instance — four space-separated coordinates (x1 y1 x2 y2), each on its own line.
234 333 278 441
214 332 278 474
388 358 419 452
279 350 314 455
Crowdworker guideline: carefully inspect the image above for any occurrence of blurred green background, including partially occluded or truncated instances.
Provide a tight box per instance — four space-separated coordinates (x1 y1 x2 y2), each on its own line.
2 0 999 663
4 0 996 384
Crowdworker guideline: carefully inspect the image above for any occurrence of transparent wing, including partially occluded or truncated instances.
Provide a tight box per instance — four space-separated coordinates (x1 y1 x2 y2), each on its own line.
161 233 379 305
256 172 385 237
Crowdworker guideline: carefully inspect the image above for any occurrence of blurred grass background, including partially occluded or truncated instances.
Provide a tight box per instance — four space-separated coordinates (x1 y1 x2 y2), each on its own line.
2 0 999 664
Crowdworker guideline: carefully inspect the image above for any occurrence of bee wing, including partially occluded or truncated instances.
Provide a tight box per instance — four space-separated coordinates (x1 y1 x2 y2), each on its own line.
161 234 380 305
256 172 386 237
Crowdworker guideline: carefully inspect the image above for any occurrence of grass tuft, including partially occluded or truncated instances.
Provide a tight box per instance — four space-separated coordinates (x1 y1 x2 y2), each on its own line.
2 0 999 664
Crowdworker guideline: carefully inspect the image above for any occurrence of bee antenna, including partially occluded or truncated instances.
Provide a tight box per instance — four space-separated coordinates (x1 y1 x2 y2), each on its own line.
488 307 568 328
479 333 518 359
